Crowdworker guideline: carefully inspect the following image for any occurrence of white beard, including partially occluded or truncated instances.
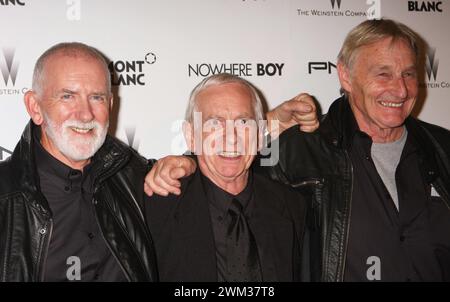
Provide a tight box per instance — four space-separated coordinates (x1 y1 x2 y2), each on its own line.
43 114 108 161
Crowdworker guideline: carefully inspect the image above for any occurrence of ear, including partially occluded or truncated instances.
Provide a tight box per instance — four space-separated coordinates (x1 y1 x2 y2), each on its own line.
337 62 353 94
182 121 195 153
24 90 44 125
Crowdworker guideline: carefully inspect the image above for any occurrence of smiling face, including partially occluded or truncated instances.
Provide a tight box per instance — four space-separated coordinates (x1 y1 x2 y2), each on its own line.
26 52 112 170
188 82 258 193
338 37 418 142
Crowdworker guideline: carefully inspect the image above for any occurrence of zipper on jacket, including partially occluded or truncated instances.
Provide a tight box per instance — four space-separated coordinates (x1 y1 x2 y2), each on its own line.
38 218 53 282
291 179 324 188
338 150 353 282
2 201 14 281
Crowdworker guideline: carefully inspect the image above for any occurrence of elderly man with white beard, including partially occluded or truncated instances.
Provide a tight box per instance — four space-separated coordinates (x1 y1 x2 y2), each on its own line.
0 42 318 282
0 42 161 282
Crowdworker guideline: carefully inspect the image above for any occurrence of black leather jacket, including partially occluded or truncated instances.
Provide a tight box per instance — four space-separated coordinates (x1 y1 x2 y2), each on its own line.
263 96 450 282
0 121 158 282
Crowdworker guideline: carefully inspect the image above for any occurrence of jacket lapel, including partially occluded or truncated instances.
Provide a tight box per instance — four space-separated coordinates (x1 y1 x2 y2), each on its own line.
173 170 218 281
250 175 296 281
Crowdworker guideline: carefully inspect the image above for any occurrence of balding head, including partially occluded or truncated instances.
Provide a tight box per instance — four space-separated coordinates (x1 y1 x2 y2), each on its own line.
32 42 111 97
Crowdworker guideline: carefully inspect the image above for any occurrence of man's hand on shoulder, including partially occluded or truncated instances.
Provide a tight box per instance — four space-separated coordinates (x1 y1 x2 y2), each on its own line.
144 155 196 197
266 93 319 139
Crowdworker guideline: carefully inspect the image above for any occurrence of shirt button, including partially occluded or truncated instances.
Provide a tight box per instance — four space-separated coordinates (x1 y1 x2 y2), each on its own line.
64 186 70 192
400 235 406 242
88 233 95 239
93 274 100 280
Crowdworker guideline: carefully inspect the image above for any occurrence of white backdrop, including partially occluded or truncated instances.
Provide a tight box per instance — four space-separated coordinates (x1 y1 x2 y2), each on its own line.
1 0 449 160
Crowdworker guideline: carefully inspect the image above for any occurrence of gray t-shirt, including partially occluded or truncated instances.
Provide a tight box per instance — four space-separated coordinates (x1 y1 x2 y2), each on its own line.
370 128 408 211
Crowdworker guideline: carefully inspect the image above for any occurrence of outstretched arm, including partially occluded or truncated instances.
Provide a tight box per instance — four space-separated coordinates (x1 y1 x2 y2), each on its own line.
144 155 196 196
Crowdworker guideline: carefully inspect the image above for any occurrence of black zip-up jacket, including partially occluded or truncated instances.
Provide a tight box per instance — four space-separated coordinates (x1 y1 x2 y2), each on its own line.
262 96 450 282
0 121 158 282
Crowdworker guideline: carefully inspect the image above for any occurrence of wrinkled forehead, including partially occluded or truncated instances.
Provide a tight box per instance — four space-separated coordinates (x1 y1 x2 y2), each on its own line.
196 82 255 116
43 52 104 72
352 37 417 69
41 53 110 89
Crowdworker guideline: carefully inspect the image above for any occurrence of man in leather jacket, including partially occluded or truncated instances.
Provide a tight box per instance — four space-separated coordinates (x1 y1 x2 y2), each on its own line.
0 42 159 281
264 19 450 281
144 19 450 282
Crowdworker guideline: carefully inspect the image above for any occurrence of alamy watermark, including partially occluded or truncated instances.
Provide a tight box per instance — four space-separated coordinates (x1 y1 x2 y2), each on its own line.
170 112 279 167
366 0 381 20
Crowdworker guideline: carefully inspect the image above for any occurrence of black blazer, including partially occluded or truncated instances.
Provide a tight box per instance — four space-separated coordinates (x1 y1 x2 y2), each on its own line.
145 167 308 282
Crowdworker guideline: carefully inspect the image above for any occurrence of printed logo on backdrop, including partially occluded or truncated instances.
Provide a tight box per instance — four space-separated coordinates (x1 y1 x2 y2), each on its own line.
188 63 284 78
0 48 28 96
330 0 342 9
408 1 443 12
0 146 12 161
109 52 157 86
125 127 139 151
297 0 381 19
422 48 450 89
308 61 337 74
0 0 25 6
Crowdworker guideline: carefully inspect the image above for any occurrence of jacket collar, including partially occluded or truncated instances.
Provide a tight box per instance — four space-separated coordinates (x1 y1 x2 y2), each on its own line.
319 95 360 150
10 120 131 200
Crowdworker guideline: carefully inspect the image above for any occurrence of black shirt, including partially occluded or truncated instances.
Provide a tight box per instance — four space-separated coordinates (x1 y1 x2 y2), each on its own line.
344 119 450 281
201 172 255 282
34 130 126 282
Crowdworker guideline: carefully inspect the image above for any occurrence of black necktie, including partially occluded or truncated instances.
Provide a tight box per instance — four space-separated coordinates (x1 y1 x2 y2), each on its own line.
226 198 262 282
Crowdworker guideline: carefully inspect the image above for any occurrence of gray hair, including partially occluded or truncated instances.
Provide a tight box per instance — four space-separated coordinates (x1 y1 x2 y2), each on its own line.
185 73 264 123
32 42 111 96
337 19 420 70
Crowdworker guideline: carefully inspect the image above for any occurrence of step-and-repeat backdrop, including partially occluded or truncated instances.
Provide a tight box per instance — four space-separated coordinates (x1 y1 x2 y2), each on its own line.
1 0 449 160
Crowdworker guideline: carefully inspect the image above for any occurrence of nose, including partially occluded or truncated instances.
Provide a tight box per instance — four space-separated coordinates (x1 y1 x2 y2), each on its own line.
224 121 237 151
76 97 94 122
393 76 408 99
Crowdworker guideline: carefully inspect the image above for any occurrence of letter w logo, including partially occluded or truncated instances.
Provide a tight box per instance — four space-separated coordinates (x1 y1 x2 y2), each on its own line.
0 48 19 86
426 48 439 81
330 0 342 9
